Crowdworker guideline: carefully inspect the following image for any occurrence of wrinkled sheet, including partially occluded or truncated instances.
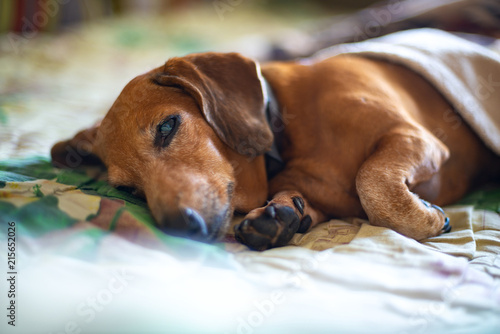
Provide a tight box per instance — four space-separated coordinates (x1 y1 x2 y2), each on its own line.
1 173 499 333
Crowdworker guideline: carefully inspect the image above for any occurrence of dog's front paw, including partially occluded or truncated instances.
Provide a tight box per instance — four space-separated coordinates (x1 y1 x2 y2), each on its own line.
234 204 301 251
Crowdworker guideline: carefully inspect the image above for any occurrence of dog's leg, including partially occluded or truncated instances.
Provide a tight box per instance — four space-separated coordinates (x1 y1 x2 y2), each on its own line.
356 130 451 241
234 190 326 251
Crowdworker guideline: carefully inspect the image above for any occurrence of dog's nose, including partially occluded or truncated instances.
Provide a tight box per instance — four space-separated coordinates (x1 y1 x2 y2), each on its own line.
161 207 209 240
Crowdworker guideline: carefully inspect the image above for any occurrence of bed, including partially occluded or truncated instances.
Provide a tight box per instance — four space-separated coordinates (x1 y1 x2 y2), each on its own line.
1 4 499 334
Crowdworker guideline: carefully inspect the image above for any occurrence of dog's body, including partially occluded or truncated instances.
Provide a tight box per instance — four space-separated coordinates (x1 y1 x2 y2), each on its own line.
52 51 500 250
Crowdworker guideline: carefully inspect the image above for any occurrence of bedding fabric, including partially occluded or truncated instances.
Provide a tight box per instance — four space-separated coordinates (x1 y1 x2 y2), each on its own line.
0 160 499 333
1 19 500 334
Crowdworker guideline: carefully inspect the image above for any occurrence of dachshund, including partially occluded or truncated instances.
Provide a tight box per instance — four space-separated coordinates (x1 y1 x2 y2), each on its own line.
51 51 500 250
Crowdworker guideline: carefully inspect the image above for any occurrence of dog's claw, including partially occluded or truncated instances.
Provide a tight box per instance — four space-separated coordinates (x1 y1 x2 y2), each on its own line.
420 199 431 208
292 196 304 215
442 217 452 233
431 203 452 233
420 199 451 234
298 215 312 233
265 205 276 218
431 203 445 215
234 204 300 250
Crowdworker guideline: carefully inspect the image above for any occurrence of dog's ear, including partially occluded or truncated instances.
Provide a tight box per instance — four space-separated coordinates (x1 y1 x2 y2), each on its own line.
154 52 273 157
51 121 103 168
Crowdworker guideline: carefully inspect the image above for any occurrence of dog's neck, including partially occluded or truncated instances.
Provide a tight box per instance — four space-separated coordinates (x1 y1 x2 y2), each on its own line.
261 76 285 179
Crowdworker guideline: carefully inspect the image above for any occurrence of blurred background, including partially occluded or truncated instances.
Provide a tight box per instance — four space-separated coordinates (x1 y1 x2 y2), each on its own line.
0 0 377 61
0 0 374 35
0 0 375 159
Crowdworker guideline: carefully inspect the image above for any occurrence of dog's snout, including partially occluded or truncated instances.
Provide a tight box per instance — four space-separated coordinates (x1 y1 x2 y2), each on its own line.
161 207 209 240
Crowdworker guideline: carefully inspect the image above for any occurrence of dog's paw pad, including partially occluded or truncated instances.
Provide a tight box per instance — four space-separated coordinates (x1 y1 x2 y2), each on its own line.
234 204 300 250
234 220 274 249
297 215 312 233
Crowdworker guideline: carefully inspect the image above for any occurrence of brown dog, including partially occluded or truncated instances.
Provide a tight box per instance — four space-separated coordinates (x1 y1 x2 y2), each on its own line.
51 51 500 250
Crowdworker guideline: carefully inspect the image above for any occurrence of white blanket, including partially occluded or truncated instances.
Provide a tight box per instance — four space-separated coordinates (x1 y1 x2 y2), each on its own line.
310 28 500 155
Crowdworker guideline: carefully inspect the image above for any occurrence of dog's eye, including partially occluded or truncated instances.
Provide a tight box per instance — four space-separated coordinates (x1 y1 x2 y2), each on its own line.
161 118 175 134
156 115 180 148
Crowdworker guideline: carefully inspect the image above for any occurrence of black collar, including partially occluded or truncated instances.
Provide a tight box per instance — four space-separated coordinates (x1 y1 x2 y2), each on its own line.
261 76 285 179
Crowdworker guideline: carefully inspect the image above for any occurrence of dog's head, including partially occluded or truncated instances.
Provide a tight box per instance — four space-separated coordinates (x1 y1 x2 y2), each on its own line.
51 52 274 241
